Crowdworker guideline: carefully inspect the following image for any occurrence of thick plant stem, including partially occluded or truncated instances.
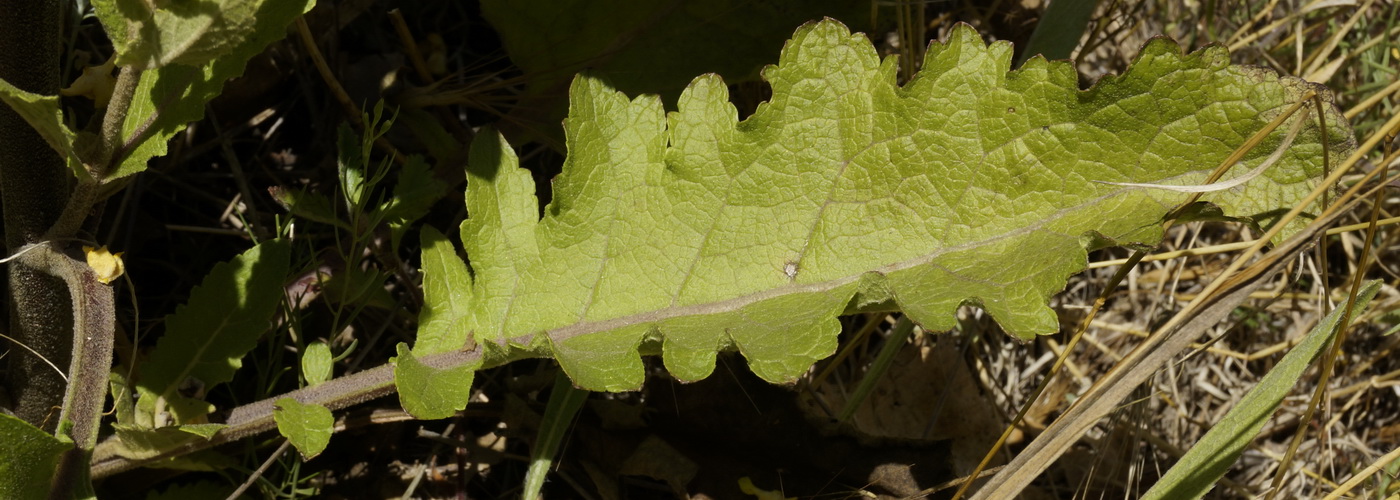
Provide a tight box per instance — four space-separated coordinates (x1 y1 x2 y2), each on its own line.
0 0 73 430
19 247 114 499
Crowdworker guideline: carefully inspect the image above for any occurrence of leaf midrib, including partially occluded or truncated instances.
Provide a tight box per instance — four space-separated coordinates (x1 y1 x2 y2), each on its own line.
501 183 1158 348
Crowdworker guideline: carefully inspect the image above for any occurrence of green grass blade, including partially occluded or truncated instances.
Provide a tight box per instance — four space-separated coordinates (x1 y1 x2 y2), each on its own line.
1143 280 1383 500
522 369 589 500
838 315 915 423
1018 0 1102 64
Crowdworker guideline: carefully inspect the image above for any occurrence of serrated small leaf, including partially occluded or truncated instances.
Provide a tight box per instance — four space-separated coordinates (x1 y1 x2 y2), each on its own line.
1143 280 1382 500
380 155 450 251
455 20 1351 392
269 186 348 229
272 398 333 460
393 343 477 420
179 423 226 439
136 239 291 424
458 129 538 357
397 107 461 163
99 0 314 179
0 414 71 500
0 77 86 181
301 341 333 386
380 156 449 227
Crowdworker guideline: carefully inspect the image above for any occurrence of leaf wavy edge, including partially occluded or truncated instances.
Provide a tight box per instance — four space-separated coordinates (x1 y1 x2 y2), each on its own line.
420 19 1352 393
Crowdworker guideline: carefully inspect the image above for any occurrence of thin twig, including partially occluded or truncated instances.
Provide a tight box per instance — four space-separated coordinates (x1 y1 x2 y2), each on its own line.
226 439 293 500
293 16 406 165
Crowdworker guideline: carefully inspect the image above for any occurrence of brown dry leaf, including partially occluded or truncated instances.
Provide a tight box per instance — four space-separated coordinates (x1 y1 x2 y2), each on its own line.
588 398 648 430
619 435 698 498
802 337 1005 475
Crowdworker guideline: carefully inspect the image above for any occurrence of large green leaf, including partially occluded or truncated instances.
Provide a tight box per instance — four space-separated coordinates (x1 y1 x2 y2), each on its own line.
0 78 84 180
408 20 1349 395
0 414 71 500
92 0 301 69
93 0 314 179
135 239 291 425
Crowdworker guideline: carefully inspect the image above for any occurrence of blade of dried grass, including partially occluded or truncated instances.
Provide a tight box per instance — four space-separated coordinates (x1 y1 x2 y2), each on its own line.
1088 216 1400 269
953 93 1322 500
1227 0 1353 52
970 97 1400 500
1325 442 1400 499
968 201 1356 500
1301 0 1377 79
1346 76 1400 120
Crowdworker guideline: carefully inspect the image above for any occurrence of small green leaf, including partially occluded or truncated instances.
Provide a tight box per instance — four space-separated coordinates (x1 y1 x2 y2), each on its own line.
397 107 461 163
320 266 395 310
336 124 369 209
99 0 315 179
109 371 137 426
302 341 333 386
393 343 476 420
380 156 448 227
110 424 226 460
269 186 348 229
136 239 291 424
414 226 472 354
272 398 333 460
457 128 539 357
0 77 85 181
379 155 449 250
1142 280 1383 500
0 414 71 500
178 423 226 439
